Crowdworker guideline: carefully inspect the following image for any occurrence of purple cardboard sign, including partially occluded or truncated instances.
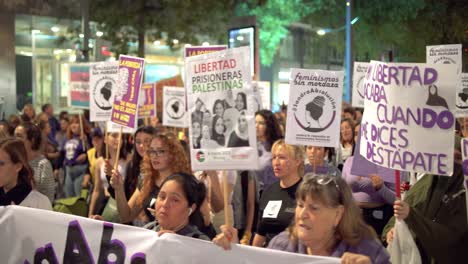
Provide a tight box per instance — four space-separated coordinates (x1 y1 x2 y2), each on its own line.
351 128 396 182
111 55 145 129
184 45 227 58
138 83 156 119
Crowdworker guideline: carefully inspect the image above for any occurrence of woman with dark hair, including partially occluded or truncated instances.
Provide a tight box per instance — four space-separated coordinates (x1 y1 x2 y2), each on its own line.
88 132 127 222
211 115 226 147
230 110 283 244
21 104 36 122
255 110 283 191
235 92 247 112
227 111 249 148
214 174 390 264
15 122 55 203
145 172 211 240
337 118 355 169
191 118 202 149
0 138 52 210
304 146 341 177
213 99 226 118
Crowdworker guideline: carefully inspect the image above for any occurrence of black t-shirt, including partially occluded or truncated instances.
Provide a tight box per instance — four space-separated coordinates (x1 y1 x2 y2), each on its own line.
256 179 301 245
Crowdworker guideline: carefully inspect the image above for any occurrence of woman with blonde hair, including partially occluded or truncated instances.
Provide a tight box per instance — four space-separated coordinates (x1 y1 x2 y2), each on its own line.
214 174 390 263
251 139 304 247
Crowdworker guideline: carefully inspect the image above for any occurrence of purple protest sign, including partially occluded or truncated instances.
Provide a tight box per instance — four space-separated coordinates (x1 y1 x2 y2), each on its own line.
185 45 227 58
111 55 145 129
351 127 395 182
138 83 156 119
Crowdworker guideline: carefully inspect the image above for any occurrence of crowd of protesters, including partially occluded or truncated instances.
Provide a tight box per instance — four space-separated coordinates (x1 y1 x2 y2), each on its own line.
0 102 466 264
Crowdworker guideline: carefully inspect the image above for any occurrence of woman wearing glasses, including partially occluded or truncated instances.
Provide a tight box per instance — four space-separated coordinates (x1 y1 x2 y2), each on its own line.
214 174 390 264
251 139 304 247
109 133 191 225
0 138 52 210
88 132 127 221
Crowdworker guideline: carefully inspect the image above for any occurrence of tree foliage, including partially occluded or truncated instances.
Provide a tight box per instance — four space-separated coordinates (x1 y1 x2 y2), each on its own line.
90 0 237 57
237 0 323 66
303 0 467 62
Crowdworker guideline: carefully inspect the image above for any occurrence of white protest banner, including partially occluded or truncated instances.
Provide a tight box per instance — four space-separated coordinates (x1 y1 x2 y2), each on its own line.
163 86 187 128
352 62 369 108
0 206 339 264
426 44 464 117
285 69 343 148
185 46 258 171
89 61 119 121
360 61 457 176
461 138 468 224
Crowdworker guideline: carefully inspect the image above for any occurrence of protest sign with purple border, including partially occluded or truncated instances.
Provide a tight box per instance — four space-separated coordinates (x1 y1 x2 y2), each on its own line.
138 83 156 119
111 55 145 129
360 61 457 176
185 45 227 58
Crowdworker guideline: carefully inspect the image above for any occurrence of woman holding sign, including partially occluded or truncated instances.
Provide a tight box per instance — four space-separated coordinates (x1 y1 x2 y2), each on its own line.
0 138 52 210
251 139 304 247
88 132 128 221
110 133 191 224
214 174 390 264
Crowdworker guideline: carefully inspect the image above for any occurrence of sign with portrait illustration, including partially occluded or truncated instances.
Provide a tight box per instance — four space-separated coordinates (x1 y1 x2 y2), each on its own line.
351 62 369 108
138 83 156 119
89 61 118 121
360 61 457 176
110 55 145 129
285 68 344 148
69 63 90 108
163 86 187 128
426 44 464 117
185 46 258 171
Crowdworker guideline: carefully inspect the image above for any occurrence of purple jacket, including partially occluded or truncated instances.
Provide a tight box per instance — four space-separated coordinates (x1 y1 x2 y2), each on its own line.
268 231 390 264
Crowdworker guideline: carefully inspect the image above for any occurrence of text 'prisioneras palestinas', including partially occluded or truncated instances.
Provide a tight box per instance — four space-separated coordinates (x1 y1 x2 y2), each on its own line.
191 59 243 93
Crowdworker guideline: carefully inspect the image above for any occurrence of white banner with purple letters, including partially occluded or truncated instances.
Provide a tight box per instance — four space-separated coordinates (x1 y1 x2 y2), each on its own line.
0 206 339 264
360 61 457 176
